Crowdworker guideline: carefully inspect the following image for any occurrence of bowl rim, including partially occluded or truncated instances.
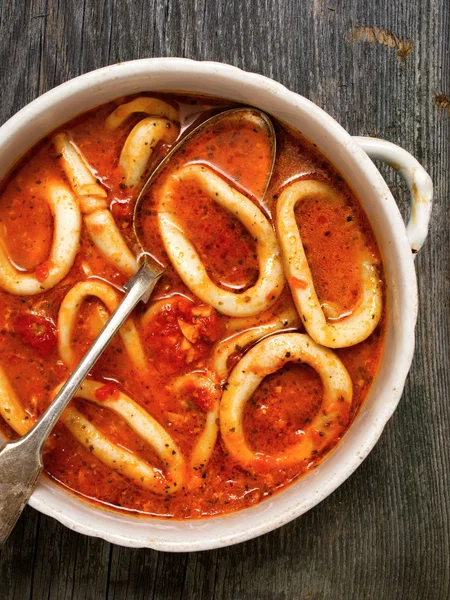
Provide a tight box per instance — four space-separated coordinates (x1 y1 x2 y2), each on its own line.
0 57 418 551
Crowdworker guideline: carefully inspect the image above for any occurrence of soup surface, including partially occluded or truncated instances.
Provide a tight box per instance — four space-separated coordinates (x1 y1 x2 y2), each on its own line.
0 93 385 518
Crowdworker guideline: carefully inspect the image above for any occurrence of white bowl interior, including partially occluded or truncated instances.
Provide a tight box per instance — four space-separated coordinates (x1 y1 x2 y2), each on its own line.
0 59 417 550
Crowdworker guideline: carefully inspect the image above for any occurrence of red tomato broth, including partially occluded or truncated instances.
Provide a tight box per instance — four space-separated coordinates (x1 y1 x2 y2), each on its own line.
177 112 274 199
0 93 386 518
162 176 260 291
243 362 323 455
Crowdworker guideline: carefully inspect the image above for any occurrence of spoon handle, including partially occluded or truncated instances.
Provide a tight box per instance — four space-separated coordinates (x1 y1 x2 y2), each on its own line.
0 261 162 548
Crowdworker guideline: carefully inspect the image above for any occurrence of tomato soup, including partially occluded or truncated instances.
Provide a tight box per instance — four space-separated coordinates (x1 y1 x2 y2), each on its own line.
0 93 385 518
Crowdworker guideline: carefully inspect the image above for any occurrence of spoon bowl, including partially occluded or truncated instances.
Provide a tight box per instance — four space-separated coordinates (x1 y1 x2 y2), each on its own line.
133 106 276 262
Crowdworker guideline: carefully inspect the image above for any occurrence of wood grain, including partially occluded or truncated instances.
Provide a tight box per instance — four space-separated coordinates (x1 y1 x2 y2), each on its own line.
0 0 449 598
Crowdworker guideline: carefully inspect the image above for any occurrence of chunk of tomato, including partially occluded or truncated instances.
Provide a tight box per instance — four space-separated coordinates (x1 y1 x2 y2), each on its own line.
111 199 133 220
95 383 120 401
15 313 57 357
35 260 52 283
289 276 308 290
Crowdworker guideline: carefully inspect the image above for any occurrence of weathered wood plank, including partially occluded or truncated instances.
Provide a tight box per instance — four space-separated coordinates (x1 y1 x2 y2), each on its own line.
0 0 449 598
30 512 111 600
0 507 39 600
107 545 158 600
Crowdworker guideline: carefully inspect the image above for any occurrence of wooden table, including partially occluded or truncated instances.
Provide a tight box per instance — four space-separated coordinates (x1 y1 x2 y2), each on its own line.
0 1 449 598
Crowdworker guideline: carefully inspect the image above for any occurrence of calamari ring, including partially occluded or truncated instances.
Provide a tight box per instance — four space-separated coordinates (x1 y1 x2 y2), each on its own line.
53 133 138 277
158 164 285 317
220 332 352 469
0 184 81 295
224 293 300 334
105 97 178 129
84 210 138 276
0 365 185 494
172 371 221 476
211 306 300 380
119 118 178 187
276 180 382 348
59 380 184 494
0 366 33 436
58 280 147 372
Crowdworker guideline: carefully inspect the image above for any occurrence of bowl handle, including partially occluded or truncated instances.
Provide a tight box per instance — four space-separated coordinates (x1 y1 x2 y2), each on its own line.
353 136 433 255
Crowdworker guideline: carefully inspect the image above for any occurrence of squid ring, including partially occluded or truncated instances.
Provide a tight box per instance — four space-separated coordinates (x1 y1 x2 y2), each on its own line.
0 184 81 295
53 133 138 277
57 280 147 372
211 306 300 380
172 371 221 477
276 180 382 348
119 118 178 188
220 332 352 469
59 380 185 494
0 366 33 436
106 97 179 188
158 164 285 317
105 97 179 129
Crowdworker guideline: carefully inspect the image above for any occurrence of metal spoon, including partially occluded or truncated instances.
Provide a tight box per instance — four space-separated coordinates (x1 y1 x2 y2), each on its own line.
0 107 275 547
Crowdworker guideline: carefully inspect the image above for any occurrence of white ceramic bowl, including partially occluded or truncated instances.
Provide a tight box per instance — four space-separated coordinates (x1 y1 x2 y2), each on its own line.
0 58 432 551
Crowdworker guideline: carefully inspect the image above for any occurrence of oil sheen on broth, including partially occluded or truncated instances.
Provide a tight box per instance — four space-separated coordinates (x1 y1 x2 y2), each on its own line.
0 93 385 518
